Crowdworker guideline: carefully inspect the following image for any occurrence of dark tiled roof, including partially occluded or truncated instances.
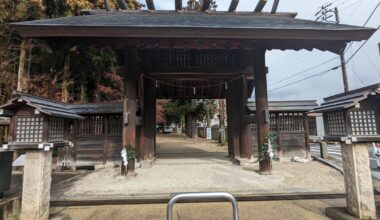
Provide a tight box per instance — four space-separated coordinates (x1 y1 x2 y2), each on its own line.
12 11 369 31
247 100 318 112
312 83 380 112
0 93 83 119
68 103 123 114
11 11 375 42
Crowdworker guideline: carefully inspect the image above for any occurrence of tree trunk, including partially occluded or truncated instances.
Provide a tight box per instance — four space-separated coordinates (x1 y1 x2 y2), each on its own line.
61 53 70 103
17 40 26 92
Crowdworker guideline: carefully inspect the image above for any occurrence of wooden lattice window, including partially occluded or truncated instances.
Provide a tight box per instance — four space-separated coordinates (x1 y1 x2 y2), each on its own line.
49 117 64 142
15 117 43 143
326 111 346 136
349 110 378 136
278 113 304 132
108 115 122 135
77 115 104 135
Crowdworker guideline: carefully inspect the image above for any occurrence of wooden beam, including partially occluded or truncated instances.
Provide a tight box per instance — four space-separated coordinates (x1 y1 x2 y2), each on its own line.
271 0 280 14
175 0 182 10
254 0 267 13
146 0 155 10
202 0 211 11
104 0 111 11
228 0 239 12
254 48 272 173
116 0 127 10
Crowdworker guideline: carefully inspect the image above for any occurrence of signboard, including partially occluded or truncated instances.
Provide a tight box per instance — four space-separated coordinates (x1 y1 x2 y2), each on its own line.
206 127 212 140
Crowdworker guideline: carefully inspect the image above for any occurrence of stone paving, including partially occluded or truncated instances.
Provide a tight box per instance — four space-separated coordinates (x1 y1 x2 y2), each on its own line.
51 134 345 201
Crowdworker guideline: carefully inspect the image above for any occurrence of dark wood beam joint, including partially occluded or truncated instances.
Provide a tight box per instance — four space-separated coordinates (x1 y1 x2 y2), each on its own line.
175 0 182 11
202 0 211 11
116 0 128 10
254 0 267 12
271 0 280 14
228 0 239 12
146 0 155 10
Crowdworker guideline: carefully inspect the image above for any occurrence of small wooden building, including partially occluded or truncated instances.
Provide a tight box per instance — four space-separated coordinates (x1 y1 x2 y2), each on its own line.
312 83 380 143
68 103 123 163
0 93 82 150
247 100 318 158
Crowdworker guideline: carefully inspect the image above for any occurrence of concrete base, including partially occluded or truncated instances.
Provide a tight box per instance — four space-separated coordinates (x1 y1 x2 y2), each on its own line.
341 143 377 219
20 150 52 220
232 157 255 167
326 207 361 220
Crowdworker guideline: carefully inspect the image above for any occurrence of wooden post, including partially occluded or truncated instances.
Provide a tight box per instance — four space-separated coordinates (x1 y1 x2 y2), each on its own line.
141 77 156 162
239 77 251 159
303 113 311 159
226 80 240 158
122 48 138 175
103 115 109 164
271 0 280 14
254 48 272 173
275 113 282 158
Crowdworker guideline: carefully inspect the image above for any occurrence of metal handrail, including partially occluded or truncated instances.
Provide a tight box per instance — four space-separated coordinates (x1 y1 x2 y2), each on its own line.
167 192 239 220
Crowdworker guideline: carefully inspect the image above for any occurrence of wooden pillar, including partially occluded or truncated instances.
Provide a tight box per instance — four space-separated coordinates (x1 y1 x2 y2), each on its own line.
303 113 311 159
103 116 109 164
226 94 234 156
275 113 283 158
254 48 272 173
240 77 251 159
122 48 138 175
226 80 240 157
141 77 156 161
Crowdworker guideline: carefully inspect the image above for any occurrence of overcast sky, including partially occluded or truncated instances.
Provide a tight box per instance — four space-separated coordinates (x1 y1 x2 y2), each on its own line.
151 0 380 103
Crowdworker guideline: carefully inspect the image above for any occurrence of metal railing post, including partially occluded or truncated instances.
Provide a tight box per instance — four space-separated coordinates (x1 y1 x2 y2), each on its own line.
167 192 239 220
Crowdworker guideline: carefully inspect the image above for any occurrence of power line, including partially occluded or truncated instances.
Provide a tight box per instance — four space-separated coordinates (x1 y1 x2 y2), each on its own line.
269 66 340 93
269 57 339 86
346 24 380 64
361 49 380 76
345 1 380 53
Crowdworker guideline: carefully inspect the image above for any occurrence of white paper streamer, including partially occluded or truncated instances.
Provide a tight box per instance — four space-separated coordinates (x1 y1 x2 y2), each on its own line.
121 148 128 166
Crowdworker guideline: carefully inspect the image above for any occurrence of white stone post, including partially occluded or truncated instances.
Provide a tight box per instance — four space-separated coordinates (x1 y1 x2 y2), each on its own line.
20 150 52 220
341 143 376 219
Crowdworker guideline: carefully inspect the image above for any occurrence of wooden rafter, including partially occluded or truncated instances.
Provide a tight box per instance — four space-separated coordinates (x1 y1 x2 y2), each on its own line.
175 0 182 10
254 0 267 13
228 0 239 12
116 0 128 10
271 0 280 14
202 0 211 11
146 0 155 10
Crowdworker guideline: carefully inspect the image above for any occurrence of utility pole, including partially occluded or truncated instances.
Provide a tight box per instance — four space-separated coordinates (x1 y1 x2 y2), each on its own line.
334 7 349 92
315 4 349 92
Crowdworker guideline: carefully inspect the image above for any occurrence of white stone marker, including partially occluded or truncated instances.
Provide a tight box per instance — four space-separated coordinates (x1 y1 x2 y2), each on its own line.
341 143 377 219
20 150 52 220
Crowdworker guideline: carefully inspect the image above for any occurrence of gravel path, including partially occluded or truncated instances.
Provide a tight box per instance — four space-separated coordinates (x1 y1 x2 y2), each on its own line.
51 134 344 201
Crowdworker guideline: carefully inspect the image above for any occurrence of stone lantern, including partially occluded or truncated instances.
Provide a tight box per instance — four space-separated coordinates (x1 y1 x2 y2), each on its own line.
0 92 82 220
312 83 379 220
